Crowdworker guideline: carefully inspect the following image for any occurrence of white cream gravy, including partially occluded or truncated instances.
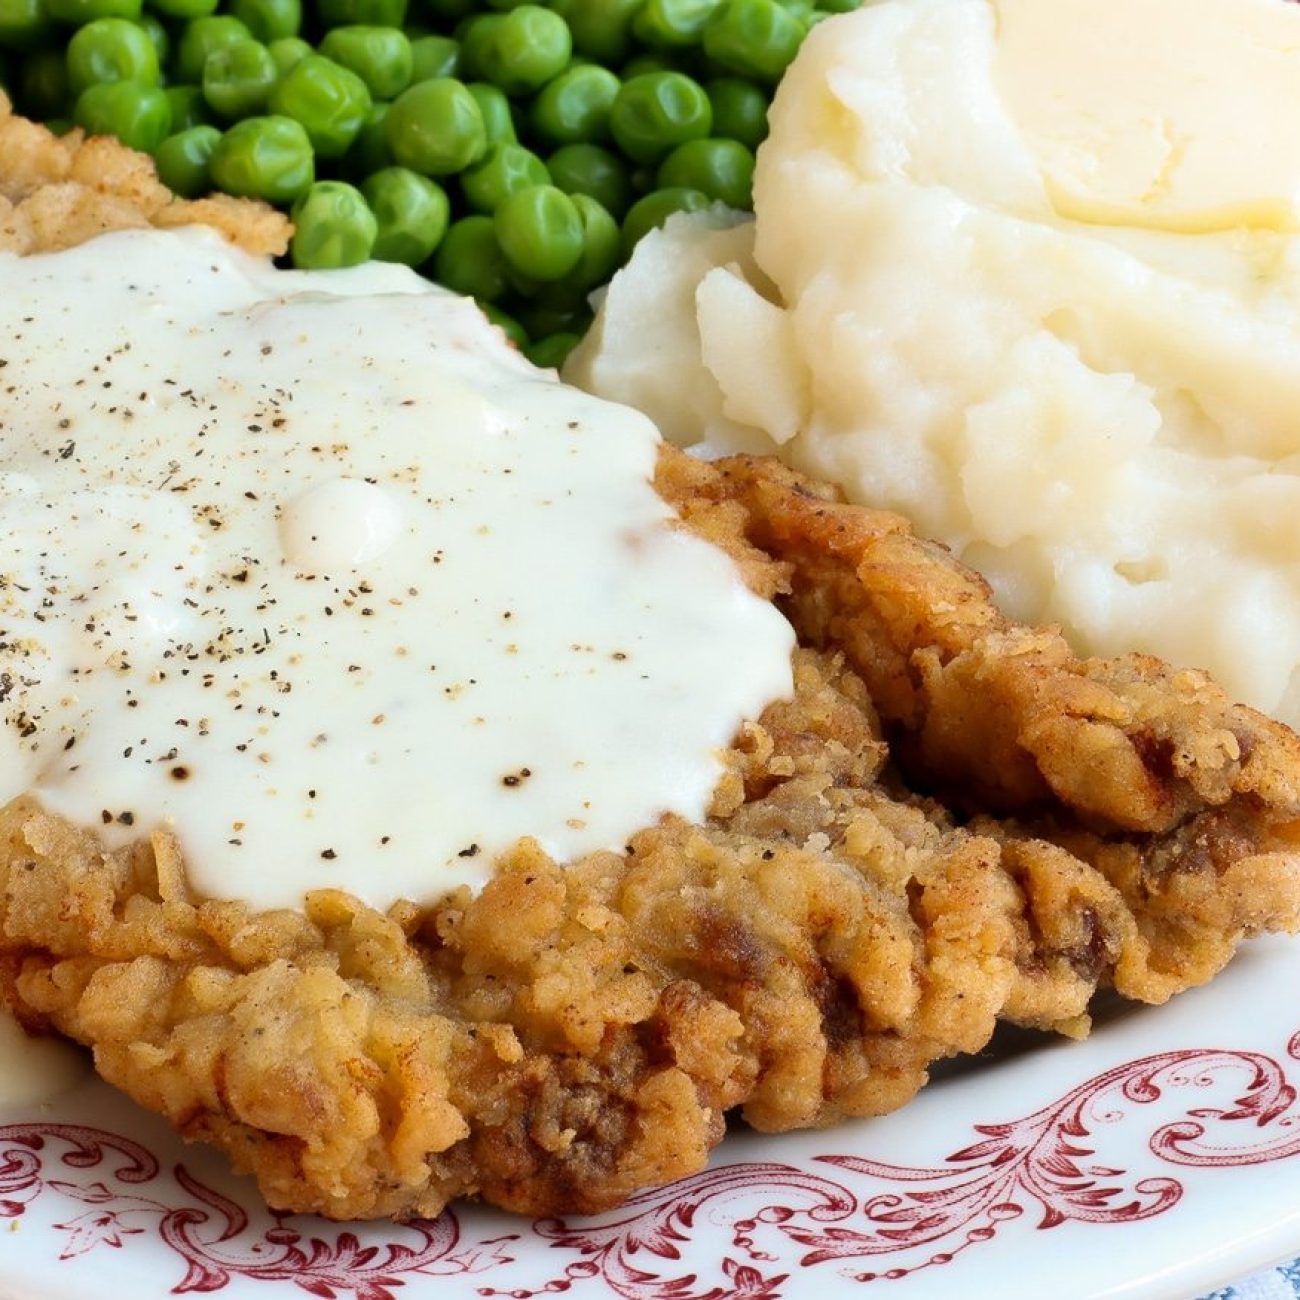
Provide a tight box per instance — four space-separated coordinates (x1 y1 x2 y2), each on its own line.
0 226 794 912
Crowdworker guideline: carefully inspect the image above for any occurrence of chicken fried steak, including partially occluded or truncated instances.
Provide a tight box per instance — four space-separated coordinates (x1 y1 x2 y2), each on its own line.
1 100 1298 1220
1 448 1298 1221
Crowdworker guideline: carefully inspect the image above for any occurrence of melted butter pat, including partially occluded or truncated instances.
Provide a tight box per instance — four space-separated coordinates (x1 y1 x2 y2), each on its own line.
993 0 1300 231
0 1014 87 1108
0 228 793 911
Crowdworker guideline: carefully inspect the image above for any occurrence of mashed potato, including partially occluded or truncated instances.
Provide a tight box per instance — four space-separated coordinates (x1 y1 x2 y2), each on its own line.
567 0 1300 726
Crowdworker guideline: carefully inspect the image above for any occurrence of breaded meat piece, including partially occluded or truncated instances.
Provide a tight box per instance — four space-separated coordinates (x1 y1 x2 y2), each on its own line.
2 449 1299 1222
674 452 1300 997
0 89 289 256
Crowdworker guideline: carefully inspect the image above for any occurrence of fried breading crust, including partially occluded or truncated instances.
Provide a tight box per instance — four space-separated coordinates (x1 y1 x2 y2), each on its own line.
0 90 290 256
3 449 1300 1221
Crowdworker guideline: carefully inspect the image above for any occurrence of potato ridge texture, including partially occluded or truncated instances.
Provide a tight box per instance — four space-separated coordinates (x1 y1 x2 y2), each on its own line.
2 104 1300 1220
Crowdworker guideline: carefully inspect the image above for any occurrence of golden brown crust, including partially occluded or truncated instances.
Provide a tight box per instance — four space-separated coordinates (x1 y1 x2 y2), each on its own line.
3 452 1299 1222
669 452 1300 830
1 119 1298 1220
0 90 290 256
660 451 1300 997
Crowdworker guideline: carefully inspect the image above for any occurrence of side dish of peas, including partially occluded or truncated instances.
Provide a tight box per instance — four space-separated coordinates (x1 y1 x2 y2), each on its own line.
0 0 853 365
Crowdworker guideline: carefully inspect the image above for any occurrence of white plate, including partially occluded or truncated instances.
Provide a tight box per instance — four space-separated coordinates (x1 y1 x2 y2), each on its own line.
4 935 1300 1300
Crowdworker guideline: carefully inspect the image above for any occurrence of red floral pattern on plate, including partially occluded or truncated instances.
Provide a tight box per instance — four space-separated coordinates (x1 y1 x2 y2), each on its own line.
5 1033 1300 1298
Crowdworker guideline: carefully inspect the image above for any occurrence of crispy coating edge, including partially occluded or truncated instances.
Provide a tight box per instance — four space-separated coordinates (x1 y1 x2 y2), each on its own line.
0 90 290 257
672 451 1300 832
659 450 1300 992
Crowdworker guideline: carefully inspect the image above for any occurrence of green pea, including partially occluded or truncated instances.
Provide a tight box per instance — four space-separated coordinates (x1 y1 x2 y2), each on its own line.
409 33 458 82
342 99 392 175
209 113 314 202
565 192 619 288
434 214 510 301
481 301 527 348
609 71 711 166
475 5 570 96
563 0 640 64
621 184 710 256
46 0 142 23
148 0 217 22
175 16 249 84
74 78 171 150
494 183 583 281
701 0 805 83
153 123 220 196
705 76 767 149
454 13 500 80
362 165 449 264
814 0 859 10
774 0 814 20
657 137 753 208
316 0 406 28
202 38 276 119
0 0 50 52
164 83 213 130
513 297 590 340
20 49 70 118
319 25 411 101
524 330 581 370
460 141 547 212
268 34 311 75
268 53 371 159
229 0 300 41
620 53 676 79
466 79 514 145
530 63 617 146
290 179 377 268
45 116 76 134
137 13 169 66
385 77 485 176
545 142 631 218
633 0 722 48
